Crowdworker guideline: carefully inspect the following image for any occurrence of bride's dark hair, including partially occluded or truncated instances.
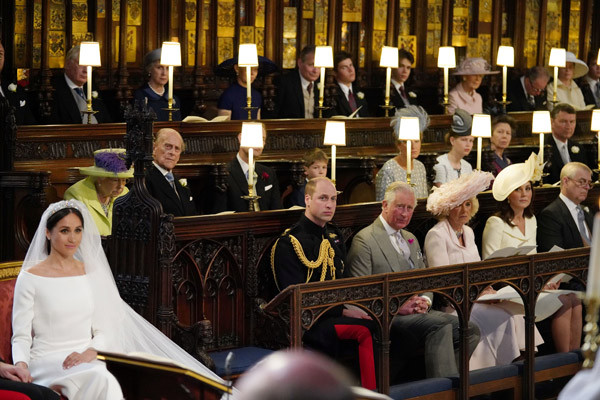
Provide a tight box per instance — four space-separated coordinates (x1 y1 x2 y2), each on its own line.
46 207 84 254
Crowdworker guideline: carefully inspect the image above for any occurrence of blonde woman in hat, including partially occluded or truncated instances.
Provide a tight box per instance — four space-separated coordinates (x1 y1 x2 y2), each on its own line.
424 170 544 369
433 109 474 187
133 49 182 121
546 51 589 111
448 57 499 115
375 105 430 200
64 149 133 236
483 154 582 353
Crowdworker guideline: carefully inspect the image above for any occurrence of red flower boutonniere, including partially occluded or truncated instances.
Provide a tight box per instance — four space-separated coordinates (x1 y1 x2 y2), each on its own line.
261 171 270 181
408 239 414 244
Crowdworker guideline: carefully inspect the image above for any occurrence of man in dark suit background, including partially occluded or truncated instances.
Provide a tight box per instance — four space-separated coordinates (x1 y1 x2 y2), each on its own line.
389 49 419 111
146 128 197 216
0 41 36 125
327 51 370 118
538 162 593 252
506 66 549 112
212 124 282 212
546 103 589 184
273 45 319 119
49 45 112 124
579 51 600 108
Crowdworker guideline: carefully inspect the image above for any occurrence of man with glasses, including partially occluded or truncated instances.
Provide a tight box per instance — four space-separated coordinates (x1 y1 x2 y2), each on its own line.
506 66 549 111
538 162 593 252
546 103 589 184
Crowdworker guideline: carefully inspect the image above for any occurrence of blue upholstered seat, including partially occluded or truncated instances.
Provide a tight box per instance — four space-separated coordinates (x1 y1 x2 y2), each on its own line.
469 363 519 385
389 378 454 400
514 350 582 372
209 347 274 377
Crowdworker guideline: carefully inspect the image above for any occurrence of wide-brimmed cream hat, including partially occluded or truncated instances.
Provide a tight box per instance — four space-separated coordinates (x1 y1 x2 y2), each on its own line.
546 51 588 79
79 148 134 178
492 153 542 201
453 57 499 76
426 170 494 216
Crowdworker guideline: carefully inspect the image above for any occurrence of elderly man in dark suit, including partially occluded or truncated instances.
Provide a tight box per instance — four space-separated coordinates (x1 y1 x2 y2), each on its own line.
0 41 36 125
506 66 549 112
580 51 600 108
273 45 319 119
212 124 282 212
346 181 479 379
327 51 370 118
546 103 589 184
538 162 593 252
146 128 197 216
49 45 112 124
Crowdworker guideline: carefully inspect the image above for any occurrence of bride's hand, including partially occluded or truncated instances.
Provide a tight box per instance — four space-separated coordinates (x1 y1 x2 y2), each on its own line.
62 349 98 369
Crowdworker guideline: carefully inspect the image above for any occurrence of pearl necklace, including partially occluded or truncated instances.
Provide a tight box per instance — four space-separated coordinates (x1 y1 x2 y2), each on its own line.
148 84 165 97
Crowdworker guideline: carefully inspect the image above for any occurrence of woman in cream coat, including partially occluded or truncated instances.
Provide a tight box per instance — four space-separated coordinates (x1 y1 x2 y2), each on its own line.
483 155 582 353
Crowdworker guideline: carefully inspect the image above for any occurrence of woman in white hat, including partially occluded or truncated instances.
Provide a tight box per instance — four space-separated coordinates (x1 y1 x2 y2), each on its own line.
483 154 582 353
546 51 589 111
425 170 544 370
375 105 430 200
448 57 499 115
63 149 133 236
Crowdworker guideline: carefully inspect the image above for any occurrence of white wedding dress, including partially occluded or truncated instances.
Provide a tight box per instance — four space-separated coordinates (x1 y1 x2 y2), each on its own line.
12 271 123 400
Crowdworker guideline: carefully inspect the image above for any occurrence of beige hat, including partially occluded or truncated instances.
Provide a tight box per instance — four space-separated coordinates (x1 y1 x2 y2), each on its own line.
492 153 542 201
546 51 588 79
453 58 499 76
78 149 134 179
426 170 494 216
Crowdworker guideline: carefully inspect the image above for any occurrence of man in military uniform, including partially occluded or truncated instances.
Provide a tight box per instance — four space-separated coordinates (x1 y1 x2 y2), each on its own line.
271 177 377 390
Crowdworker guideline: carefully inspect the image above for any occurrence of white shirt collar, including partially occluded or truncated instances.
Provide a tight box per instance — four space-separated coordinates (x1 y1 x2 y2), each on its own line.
236 152 251 177
64 74 82 90
379 214 400 236
153 161 170 176
552 134 568 146
583 76 599 86
337 82 353 98
298 72 313 91
519 76 530 97
391 79 403 93
559 192 579 213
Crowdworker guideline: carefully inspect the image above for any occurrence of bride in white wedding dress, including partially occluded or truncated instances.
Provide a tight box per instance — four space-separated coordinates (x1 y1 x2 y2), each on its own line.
11 200 227 399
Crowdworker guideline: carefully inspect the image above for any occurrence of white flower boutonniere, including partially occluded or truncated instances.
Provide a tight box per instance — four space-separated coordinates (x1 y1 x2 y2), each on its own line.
571 146 580 154
583 205 591 213
179 178 188 187
7 83 17 93
408 91 417 98
92 91 98 99
356 91 365 100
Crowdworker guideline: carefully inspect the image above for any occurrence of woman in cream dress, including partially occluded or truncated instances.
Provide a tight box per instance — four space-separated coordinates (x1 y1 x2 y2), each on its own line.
483 155 582 353
425 171 543 370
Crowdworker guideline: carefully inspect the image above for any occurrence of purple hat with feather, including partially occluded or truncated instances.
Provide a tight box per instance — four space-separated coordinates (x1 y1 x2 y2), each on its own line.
78 149 134 178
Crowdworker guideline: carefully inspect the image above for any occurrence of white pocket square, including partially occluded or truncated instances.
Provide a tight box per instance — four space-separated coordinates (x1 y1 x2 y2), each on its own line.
20 100 26 107
265 184 273 191
189 196 193 201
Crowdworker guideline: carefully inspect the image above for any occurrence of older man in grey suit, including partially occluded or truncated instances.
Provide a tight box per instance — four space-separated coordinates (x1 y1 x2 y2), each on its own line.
347 182 479 379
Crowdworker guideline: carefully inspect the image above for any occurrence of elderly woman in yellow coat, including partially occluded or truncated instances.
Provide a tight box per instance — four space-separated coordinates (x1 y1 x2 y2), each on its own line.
64 148 133 236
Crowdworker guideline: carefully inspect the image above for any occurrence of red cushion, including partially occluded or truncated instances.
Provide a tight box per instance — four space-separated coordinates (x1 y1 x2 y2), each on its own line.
0 389 31 400
0 279 16 363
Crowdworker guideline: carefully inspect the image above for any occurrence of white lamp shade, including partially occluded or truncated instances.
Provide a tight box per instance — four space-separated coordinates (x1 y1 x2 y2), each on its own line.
323 121 346 146
437 46 456 68
471 114 492 138
548 48 566 67
240 122 264 148
398 117 420 140
315 46 334 68
238 44 259 67
532 111 552 133
160 42 182 66
591 109 600 132
496 46 514 67
380 46 399 68
79 42 101 66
